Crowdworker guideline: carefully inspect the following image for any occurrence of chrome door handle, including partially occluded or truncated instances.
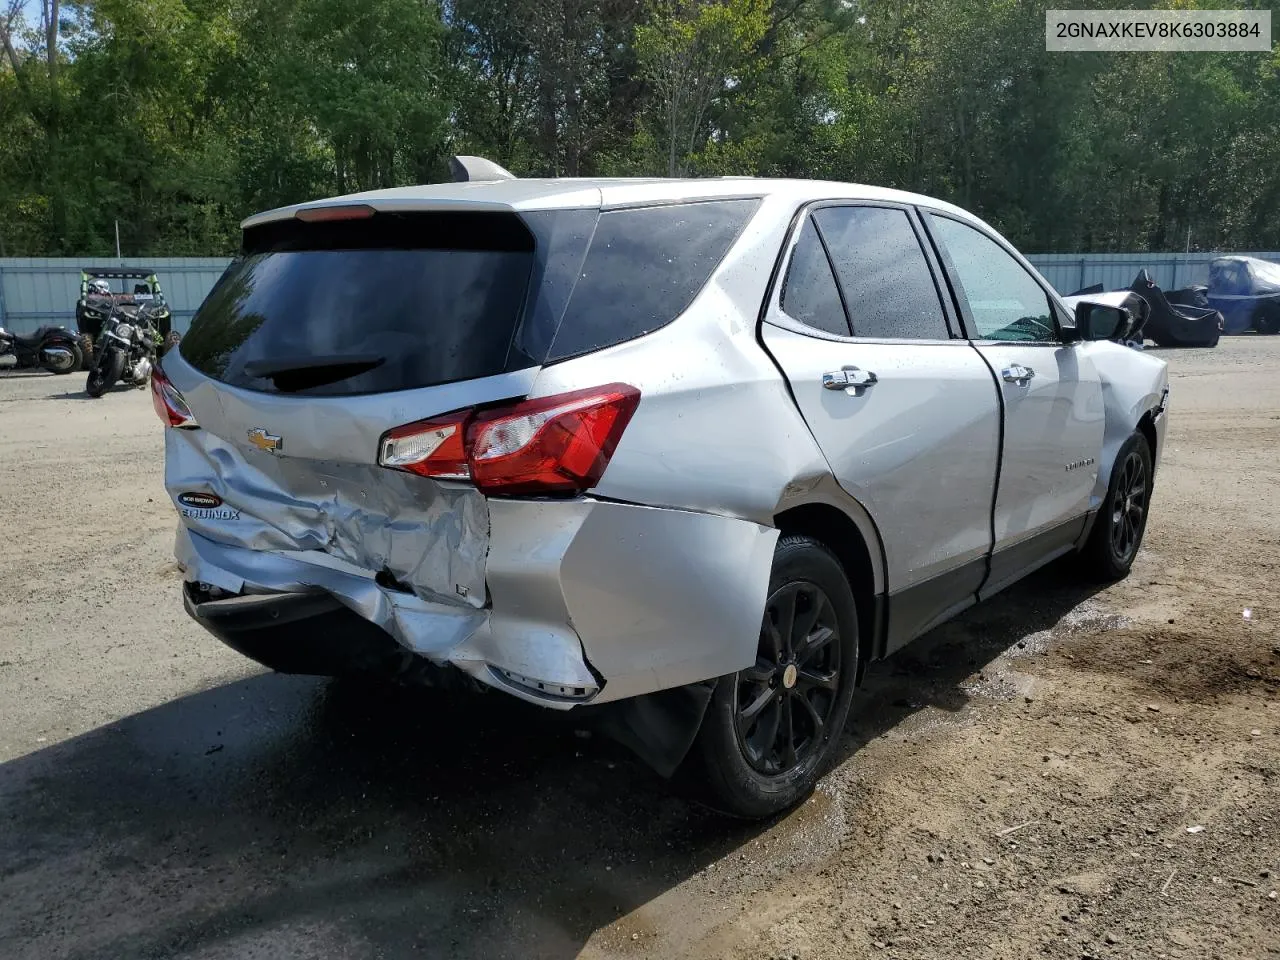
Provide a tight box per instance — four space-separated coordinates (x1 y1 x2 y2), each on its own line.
823 366 878 394
1002 364 1035 385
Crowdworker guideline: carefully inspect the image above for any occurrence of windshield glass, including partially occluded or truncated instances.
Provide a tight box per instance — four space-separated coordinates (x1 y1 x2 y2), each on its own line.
1248 258 1280 289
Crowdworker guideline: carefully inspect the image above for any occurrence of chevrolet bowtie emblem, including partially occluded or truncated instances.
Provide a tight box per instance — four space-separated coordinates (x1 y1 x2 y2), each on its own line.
247 427 283 453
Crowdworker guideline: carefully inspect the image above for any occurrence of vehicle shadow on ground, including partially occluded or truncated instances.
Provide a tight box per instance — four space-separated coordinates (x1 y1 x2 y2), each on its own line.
841 562 1107 761
0 565 1103 960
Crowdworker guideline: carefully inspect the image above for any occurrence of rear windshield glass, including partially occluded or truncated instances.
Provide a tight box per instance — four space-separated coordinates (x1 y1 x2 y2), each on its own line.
181 199 759 395
180 212 537 396
1249 258 1280 289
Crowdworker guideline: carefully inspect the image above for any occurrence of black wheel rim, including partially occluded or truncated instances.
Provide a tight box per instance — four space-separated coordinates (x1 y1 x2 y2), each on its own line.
1110 450 1147 562
735 581 841 776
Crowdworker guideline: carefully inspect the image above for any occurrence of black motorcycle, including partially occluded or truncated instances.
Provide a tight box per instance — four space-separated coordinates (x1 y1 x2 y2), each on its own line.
85 301 161 398
0 324 85 375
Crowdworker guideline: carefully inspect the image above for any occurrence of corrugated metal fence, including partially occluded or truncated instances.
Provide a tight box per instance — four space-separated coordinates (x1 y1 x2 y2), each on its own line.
0 257 231 336
1026 252 1280 297
4 252 1280 336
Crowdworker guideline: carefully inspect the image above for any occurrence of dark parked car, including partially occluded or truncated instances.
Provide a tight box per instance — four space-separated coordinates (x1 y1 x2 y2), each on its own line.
1206 256 1280 334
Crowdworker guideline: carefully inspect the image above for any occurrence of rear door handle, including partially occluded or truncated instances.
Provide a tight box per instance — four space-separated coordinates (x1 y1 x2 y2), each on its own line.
1002 364 1035 385
823 366 878 394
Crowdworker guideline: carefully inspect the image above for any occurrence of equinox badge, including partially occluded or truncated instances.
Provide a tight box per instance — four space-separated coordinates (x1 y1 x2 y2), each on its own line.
247 427 283 453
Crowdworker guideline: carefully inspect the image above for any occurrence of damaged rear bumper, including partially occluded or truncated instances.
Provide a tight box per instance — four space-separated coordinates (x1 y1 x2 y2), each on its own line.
182 584 445 681
177 497 777 709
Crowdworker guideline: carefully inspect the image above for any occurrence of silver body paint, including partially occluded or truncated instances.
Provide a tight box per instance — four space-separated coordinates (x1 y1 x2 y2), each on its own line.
166 177 1168 710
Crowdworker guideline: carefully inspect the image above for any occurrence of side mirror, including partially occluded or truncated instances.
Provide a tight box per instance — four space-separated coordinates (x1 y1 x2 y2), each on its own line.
1073 301 1130 341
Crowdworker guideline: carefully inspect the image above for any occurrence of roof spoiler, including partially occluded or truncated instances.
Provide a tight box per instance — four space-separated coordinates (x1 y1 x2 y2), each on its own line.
79 267 160 278
448 155 517 183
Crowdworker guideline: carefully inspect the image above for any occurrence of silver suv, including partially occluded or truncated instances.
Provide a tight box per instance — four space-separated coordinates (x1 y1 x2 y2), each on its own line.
154 161 1169 818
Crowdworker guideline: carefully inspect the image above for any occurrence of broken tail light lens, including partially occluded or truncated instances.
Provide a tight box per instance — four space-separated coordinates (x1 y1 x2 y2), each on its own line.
151 366 199 429
468 385 641 495
379 413 470 481
379 384 640 497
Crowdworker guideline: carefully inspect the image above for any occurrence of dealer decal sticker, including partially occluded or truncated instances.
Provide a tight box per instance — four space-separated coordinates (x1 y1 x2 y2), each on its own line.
177 492 241 520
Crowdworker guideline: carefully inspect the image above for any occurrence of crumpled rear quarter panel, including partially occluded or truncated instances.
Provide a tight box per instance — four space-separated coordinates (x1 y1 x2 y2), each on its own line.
485 499 778 703
174 493 777 707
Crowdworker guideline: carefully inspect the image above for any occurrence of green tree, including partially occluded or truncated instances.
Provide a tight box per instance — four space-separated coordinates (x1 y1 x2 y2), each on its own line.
3 0 1280 257
1 0 69 250
635 0 770 175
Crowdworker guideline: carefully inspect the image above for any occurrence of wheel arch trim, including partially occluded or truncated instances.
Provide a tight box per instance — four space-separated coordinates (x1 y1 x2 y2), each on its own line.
772 484 889 668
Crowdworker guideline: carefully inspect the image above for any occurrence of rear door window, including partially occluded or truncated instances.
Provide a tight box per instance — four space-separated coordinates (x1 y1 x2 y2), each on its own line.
547 199 759 360
812 206 951 340
779 218 850 336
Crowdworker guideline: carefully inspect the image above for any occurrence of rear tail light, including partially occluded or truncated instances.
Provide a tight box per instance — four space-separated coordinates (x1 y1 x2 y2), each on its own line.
380 416 469 480
379 383 640 497
151 366 199 429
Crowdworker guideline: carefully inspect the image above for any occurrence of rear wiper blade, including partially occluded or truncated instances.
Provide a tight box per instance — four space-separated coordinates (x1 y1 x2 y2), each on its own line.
243 354 385 392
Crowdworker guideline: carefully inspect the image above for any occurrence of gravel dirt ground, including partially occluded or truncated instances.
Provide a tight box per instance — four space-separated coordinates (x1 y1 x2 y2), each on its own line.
1 339 1277 960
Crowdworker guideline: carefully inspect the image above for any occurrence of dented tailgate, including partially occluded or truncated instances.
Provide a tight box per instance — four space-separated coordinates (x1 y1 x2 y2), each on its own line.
163 351 538 607
160 206 574 609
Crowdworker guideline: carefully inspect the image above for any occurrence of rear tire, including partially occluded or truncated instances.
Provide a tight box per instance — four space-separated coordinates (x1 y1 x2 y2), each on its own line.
1079 432 1153 583
685 534 860 819
1256 308 1280 335
41 341 81 374
86 349 125 398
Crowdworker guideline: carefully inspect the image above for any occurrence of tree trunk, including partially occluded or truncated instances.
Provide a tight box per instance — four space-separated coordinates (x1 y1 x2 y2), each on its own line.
667 95 678 177
45 1 65 250
538 65 559 175
561 0 581 176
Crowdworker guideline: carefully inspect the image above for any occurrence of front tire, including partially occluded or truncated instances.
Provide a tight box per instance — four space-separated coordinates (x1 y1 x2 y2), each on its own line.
1080 432 1153 582
686 535 860 819
86 349 125 398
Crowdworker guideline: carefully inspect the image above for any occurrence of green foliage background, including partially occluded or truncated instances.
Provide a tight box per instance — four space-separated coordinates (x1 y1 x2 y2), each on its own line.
2 0 1277 255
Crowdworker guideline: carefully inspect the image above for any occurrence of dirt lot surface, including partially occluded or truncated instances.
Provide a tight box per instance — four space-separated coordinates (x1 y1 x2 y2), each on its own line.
1 340 1277 960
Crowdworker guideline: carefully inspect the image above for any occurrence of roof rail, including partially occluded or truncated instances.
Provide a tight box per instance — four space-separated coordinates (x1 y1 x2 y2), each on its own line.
448 156 517 183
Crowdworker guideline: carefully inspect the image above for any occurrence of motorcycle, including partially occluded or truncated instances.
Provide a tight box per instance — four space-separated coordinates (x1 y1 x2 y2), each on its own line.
85 301 161 398
0 325 85 375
